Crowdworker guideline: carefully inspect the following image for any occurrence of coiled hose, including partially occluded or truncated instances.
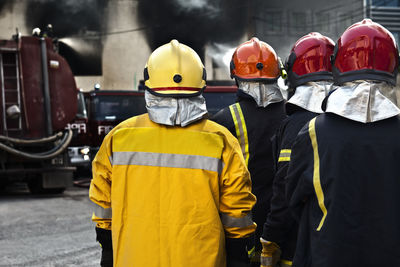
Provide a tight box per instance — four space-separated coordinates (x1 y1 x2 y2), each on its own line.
0 129 73 160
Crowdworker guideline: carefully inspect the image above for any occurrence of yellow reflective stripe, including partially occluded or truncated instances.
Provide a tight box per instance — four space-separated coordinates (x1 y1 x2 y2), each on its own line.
278 149 291 162
113 126 223 159
280 259 293 266
229 105 241 144
308 118 327 231
247 245 255 258
229 103 249 166
236 104 250 166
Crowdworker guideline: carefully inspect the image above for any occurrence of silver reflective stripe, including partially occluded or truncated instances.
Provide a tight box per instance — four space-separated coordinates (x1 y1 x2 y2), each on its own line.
220 213 253 228
261 256 273 266
108 155 113 165
94 204 112 219
112 151 222 173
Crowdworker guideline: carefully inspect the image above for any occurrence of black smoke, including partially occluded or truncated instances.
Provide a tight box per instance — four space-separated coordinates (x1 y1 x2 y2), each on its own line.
0 0 12 19
25 0 108 76
137 0 249 60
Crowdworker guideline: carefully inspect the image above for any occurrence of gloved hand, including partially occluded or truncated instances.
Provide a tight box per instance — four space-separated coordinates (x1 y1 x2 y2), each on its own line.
96 227 113 267
260 238 281 267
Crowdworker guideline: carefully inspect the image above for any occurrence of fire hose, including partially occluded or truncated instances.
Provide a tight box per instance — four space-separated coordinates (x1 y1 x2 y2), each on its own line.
0 129 73 160
0 131 64 144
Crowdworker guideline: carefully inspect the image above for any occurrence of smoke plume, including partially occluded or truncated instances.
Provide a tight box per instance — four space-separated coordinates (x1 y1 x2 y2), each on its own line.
24 0 108 75
137 0 249 60
0 0 12 19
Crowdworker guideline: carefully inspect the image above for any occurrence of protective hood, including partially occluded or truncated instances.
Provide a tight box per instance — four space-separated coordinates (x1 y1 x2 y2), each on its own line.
288 81 333 114
324 80 400 123
237 80 284 107
145 90 208 127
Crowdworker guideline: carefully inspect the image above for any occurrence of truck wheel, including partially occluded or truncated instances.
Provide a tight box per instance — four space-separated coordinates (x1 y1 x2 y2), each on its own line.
27 176 66 194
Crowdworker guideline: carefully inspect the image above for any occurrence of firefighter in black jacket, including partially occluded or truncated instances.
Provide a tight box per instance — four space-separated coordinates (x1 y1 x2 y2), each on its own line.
286 19 400 267
212 37 286 266
260 32 335 267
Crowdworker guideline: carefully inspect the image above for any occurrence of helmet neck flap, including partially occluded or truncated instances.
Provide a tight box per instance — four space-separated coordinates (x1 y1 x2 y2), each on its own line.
287 81 333 114
145 91 207 127
324 81 400 123
237 80 284 108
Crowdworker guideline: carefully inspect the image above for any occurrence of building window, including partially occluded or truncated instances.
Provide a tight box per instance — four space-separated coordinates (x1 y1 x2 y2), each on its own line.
337 12 353 34
315 11 331 33
372 0 400 7
292 12 307 32
261 11 282 33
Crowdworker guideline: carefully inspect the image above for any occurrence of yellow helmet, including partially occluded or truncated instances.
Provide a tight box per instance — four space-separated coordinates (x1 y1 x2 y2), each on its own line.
144 40 206 97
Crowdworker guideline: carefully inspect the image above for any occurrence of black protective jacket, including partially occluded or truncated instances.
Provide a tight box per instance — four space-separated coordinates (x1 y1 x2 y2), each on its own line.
287 113 400 267
262 104 318 262
212 93 286 253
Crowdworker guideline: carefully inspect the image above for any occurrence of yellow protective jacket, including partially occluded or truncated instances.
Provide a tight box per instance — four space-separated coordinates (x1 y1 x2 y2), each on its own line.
89 113 256 267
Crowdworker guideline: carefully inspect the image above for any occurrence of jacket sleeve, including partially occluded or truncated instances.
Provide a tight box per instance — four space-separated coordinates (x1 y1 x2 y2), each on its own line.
286 122 315 222
89 131 113 230
219 132 257 239
262 120 297 262
263 123 294 229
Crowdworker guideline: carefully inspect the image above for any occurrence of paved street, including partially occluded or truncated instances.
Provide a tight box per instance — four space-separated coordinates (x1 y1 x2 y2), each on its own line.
0 182 100 267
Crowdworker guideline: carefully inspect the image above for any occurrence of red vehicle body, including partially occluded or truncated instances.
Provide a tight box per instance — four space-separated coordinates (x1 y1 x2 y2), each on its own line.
66 90 147 177
0 34 78 193
67 83 238 176
203 82 238 115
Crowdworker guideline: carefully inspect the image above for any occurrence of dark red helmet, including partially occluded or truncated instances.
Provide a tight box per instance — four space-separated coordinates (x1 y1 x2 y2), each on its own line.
286 32 335 88
332 19 399 85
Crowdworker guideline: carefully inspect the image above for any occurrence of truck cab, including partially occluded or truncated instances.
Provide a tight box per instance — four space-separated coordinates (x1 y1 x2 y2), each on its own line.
66 89 91 175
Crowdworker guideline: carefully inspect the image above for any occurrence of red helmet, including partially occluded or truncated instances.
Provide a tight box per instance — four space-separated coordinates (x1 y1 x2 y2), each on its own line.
286 32 335 88
332 19 399 85
230 37 280 82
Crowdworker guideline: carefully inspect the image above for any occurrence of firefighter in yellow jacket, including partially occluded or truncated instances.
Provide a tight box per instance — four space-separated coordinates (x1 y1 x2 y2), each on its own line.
89 40 257 267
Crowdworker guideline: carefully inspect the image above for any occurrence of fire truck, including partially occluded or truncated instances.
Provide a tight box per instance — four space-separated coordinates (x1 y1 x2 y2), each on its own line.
0 33 78 194
67 89 147 172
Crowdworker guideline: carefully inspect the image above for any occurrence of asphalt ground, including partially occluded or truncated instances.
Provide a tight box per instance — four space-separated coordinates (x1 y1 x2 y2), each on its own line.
0 183 100 267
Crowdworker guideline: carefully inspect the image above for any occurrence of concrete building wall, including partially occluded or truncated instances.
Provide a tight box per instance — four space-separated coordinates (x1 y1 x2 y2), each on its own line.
253 0 365 59
0 0 234 91
83 0 151 91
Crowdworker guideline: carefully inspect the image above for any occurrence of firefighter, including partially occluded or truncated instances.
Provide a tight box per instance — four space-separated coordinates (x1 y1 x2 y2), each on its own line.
260 32 335 267
286 19 400 266
89 40 257 267
212 37 287 266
